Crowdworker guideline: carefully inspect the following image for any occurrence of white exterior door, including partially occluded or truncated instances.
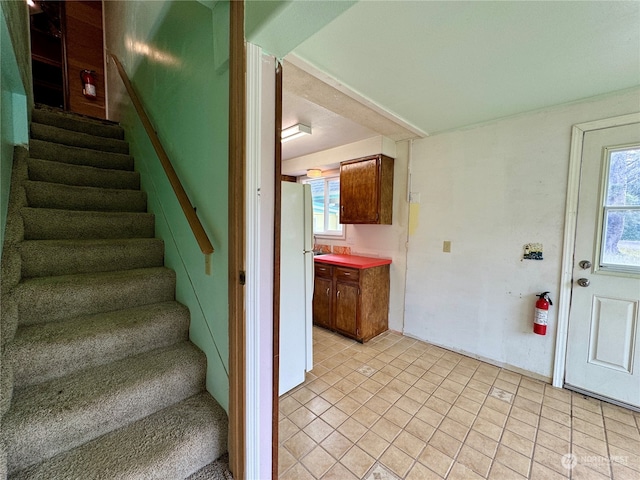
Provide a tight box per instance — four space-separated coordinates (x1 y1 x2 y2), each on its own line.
565 121 640 408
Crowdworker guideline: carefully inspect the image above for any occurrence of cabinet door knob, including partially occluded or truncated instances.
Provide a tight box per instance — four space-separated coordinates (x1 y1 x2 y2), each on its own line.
337 290 340 298
326 287 330 296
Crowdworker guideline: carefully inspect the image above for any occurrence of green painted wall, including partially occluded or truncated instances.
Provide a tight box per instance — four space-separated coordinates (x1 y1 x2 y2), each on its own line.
104 0 230 411
245 0 357 58
1 0 29 253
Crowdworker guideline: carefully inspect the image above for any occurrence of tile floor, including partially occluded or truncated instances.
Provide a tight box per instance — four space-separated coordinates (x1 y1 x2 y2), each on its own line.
278 327 640 479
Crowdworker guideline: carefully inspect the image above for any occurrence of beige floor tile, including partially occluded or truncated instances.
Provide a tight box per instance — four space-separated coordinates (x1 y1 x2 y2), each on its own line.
539 416 571 441
517 386 544 404
348 386 374 405
602 402 637 424
465 429 498 458
606 430 640 456
479 404 508 427
573 406 605 427
493 378 519 394
505 416 537 442
319 386 344 405
495 444 531 477
383 405 412 428
335 395 361 416
472 416 504 442
392 430 425 459
611 462 640 480
380 445 414 478
320 405 349 429
357 430 390 459
604 416 640 441
513 395 542 415
570 464 610 480
489 461 528 480
542 395 572 414
417 445 454 477
340 445 376 478
448 462 485 479
416 405 445 428
395 395 421 415
307 378 331 395
425 395 453 415
497 369 522 385
573 394 602 414
279 417 300 443
320 430 353 460
289 406 317 429
544 385 572 403
305 396 332 416
291 386 317 405
283 430 317 459
572 430 608 457
536 429 570 453
461 385 489 404
457 444 492 477
337 418 368 443
404 417 436 443
377 385 403 403
529 461 567 480
280 396 302 416
279 461 315 480
405 461 444 480
321 462 359 480
371 416 403 442
484 395 512 415
278 447 297 475
541 404 571 427
303 417 334 444
533 444 569 476
500 429 534 458
352 406 381 430
438 417 470 442
301 446 336 479
429 429 462 458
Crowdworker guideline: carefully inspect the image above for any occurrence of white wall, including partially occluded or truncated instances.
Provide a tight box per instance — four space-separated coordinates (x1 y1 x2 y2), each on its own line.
283 137 410 332
404 88 640 381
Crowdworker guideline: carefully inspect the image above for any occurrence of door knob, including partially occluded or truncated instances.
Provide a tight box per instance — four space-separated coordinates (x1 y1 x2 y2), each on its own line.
577 278 590 287
579 260 592 270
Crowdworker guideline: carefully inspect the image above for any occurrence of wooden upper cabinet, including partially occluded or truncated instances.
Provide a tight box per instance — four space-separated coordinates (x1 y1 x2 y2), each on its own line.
339 154 394 224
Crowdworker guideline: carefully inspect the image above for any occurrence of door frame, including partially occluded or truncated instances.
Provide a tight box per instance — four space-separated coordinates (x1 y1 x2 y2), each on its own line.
553 112 640 389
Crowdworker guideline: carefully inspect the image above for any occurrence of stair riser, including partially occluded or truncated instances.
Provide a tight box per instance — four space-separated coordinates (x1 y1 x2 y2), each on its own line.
10 303 190 388
31 123 129 155
29 139 134 171
16 269 176 325
24 181 147 213
31 108 124 140
22 208 155 241
20 239 164 278
27 158 140 190
6 344 206 474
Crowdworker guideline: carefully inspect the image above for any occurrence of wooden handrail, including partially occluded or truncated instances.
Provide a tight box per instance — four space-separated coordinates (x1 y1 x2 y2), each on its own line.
109 54 214 272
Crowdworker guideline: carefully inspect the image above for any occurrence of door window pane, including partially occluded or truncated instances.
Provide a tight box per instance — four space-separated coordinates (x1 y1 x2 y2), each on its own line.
606 148 640 206
600 146 640 271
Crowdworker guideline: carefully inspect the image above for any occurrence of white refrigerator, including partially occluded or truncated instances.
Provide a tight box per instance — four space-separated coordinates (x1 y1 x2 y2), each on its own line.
279 182 314 395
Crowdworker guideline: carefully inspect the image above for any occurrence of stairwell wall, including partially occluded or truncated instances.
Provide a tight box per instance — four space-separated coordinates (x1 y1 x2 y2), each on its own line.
0 1 30 254
104 0 230 411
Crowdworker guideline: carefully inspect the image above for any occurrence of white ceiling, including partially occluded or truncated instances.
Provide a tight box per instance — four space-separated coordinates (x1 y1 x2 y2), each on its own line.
281 1 640 161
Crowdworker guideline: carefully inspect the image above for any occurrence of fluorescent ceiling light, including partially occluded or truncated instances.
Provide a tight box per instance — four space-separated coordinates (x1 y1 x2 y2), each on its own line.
307 169 322 178
281 123 311 143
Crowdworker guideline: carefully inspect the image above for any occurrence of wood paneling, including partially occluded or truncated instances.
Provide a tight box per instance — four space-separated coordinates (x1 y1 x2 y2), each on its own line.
64 0 105 118
228 1 246 478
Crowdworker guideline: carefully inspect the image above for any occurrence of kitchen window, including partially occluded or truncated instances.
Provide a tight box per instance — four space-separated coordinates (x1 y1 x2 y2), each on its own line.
304 176 344 237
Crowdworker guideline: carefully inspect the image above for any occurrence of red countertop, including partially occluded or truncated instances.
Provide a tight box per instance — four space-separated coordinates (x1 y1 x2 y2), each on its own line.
314 254 392 269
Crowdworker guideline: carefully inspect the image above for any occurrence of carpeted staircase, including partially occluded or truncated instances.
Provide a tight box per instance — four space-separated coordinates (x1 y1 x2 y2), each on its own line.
0 106 230 479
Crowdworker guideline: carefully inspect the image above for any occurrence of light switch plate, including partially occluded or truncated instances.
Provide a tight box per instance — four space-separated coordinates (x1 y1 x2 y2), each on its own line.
443 241 451 253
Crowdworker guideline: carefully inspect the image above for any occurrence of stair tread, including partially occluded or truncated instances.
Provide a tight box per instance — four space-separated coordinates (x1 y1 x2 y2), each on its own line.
27 157 140 190
10 392 228 480
10 301 189 387
29 139 134 171
23 180 147 212
15 267 175 325
5 341 206 474
31 123 129 154
32 106 124 140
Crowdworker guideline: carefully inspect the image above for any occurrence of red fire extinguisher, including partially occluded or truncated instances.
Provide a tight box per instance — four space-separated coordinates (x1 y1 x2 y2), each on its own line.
80 70 97 100
534 292 552 335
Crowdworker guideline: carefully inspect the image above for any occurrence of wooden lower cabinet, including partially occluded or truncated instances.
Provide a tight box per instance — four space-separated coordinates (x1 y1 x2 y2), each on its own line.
313 262 390 342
